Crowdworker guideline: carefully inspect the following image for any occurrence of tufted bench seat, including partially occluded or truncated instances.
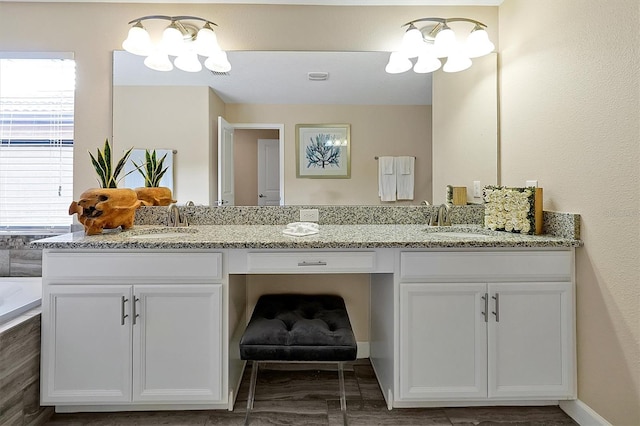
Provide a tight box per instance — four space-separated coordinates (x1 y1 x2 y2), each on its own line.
239 294 357 425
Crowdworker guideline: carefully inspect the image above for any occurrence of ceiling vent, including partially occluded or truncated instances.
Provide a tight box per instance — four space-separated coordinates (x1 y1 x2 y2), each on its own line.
209 70 230 77
308 72 329 81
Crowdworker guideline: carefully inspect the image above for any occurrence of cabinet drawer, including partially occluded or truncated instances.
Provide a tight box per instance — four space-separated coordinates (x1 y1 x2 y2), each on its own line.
246 251 376 273
400 250 572 282
45 252 222 281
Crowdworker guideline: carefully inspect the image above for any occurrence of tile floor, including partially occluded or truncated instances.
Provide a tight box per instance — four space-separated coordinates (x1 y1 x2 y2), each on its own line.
45 359 578 425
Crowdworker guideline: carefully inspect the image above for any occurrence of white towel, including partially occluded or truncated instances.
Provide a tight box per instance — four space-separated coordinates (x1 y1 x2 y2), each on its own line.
379 156 394 174
396 156 415 200
378 157 396 201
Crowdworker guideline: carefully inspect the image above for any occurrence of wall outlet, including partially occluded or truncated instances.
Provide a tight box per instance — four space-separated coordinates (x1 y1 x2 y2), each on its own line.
473 181 482 198
299 209 319 222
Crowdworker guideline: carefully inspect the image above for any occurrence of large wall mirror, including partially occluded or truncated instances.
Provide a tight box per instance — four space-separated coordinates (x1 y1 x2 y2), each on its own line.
113 50 497 206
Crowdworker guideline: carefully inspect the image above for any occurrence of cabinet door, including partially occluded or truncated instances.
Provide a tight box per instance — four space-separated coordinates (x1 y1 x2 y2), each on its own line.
132 284 222 403
488 282 574 398
400 283 487 400
41 285 132 403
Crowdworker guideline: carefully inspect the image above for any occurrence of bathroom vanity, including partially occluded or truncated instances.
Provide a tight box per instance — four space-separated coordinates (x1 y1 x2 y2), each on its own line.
34 222 580 412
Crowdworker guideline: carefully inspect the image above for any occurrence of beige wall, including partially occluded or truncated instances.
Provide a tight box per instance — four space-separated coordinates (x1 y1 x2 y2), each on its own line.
227 104 432 205
234 129 279 206
499 1 640 424
113 85 213 204
432 53 498 204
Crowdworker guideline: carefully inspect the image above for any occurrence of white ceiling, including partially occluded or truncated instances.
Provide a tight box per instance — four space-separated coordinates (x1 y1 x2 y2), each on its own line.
114 50 432 105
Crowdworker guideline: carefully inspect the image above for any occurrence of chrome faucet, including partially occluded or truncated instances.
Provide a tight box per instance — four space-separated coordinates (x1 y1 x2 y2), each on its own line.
167 204 188 227
429 203 452 226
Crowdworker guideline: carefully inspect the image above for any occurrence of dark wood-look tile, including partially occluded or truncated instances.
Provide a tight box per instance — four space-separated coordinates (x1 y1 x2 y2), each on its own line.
444 406 578 425
328 400 451 426
236 363 360 403
44 360 579 426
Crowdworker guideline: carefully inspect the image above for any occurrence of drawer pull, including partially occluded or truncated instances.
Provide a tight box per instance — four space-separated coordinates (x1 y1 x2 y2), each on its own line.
492 293 500 322
297 261 327 267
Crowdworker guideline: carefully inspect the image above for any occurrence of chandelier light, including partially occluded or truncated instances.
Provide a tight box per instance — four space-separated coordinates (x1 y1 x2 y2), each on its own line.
122 15 231 73
386 17 494 74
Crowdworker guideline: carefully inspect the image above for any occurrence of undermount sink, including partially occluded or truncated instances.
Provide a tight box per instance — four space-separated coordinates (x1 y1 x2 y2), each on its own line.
126 227 198 239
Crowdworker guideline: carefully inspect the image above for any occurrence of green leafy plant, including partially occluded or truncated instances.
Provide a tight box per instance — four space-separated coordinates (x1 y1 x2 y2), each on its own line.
88 138 134 188
132 149 169 188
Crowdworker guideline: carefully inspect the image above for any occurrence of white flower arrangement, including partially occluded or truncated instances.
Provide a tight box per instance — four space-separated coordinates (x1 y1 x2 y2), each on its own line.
483 186 536 234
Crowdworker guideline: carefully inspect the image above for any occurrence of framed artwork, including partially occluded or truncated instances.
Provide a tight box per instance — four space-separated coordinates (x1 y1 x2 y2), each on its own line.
295 124 351 178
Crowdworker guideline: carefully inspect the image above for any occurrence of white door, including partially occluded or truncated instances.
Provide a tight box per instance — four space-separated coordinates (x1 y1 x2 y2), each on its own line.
42 285 132 404
257 139 281 206
399 283 488 400
133 285 222 403
487 282 574 398
217 116 235 206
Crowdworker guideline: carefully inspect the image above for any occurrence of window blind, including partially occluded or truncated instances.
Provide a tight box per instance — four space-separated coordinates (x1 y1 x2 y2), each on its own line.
0 57 75 229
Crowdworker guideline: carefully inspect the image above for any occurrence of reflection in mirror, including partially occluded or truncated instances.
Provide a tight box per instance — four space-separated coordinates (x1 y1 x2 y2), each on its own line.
113 50 497 206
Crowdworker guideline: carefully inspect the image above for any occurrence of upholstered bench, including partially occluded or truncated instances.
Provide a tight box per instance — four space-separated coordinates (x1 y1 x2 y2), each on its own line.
239 294 357 425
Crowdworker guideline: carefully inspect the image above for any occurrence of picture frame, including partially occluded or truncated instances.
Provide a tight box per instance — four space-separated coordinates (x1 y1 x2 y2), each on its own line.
295 124 351 178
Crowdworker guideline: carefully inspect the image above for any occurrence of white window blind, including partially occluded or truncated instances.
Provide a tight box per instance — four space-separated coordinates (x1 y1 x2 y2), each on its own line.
0 57 75 230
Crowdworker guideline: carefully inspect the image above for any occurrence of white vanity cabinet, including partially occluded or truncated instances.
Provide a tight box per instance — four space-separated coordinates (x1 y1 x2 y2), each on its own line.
41 251 224 406
397 250 575 404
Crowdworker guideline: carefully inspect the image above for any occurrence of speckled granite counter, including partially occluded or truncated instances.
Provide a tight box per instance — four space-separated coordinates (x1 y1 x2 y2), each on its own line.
32 224 582 250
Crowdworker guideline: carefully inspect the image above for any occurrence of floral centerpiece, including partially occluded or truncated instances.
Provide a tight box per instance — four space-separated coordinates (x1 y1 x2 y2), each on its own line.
483 186 536 234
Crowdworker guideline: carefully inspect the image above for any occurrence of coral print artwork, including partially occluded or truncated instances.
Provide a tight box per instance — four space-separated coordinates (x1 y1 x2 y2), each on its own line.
296 124 350 178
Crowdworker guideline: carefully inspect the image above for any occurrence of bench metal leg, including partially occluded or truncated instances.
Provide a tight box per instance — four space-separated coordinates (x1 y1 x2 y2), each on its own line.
244 361 260 426
338 362 348 426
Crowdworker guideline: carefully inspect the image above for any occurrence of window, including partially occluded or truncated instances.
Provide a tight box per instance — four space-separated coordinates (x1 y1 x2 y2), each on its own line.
0 54 75 231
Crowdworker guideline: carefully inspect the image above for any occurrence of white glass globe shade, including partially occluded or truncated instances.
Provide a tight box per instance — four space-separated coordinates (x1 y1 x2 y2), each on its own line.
144 51 173 72
162 24 186 57
204 51 231 73
433 26 457 58
384 51 412 74
413 53 441 74
443 49 472 73
196 25 221 57
122 25 152 56
174 51 202 72
400 26 424 59
466 28 495 58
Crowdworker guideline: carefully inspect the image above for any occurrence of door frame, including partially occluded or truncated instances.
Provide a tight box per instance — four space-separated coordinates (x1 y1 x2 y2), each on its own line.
230 122 285 206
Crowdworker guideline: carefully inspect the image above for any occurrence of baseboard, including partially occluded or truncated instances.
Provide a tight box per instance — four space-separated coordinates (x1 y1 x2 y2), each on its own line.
559 399 612 426
356 341 370 358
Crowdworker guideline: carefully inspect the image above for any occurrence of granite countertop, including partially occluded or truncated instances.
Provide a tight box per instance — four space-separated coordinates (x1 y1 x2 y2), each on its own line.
32 224 582 250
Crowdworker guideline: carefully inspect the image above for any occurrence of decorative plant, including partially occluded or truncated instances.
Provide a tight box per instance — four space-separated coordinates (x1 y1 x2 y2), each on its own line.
88 138 134 188
132 149 169 188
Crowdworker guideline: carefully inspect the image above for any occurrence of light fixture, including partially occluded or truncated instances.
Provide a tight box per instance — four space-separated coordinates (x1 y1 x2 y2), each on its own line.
122 15 230 73
386 17 494 74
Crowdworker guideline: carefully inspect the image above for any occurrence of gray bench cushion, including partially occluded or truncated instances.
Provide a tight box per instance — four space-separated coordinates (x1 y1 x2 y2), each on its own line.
239 294 357 362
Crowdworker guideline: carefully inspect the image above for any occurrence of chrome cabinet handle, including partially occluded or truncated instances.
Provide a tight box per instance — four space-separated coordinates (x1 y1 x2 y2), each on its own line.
481 293 488 322
297 261 327 266
133 296 140 325
492 293 500 322
258 194 266 198
121 296 129 325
